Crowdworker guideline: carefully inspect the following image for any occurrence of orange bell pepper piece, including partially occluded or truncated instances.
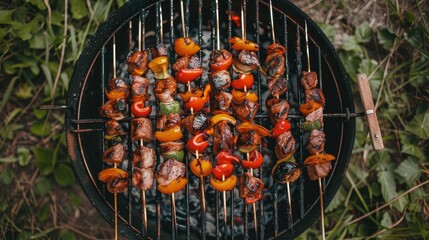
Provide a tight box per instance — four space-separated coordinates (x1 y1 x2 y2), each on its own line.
299 100 323 116
231 88 258 103
148 56 170 79
154 125 183 142
190 158 213 177
98 168 128 183
157 177 188 194
174 37 201 57
235 122 272 137
211 114 237 126
228 36 259 51
304 153 335 166
210 175 238 191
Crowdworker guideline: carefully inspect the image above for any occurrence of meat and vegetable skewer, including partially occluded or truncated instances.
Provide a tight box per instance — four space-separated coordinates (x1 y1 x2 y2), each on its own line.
97 35 128 240
299 20 335 240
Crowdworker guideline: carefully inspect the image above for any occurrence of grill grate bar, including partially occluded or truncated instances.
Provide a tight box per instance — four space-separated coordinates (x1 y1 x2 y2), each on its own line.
127 20 133 239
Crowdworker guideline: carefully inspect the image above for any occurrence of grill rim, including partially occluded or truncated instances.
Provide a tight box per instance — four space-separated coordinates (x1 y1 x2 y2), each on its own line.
65 0 356 239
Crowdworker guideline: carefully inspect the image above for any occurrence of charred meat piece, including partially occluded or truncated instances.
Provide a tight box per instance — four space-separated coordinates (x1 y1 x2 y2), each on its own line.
102 143 126 165
156 113 181 131
232 99 259 123
173 56 190 71
267 76 288 97
275 131 296 159
209 70 231 90
239 172 264 198
233 50 260 73
266 97 290 124
213 120 234 155
236 130 261 153
272 161 301 184
131 76 150 97
209 49 232 68
156 159 186 186
300 71 318 90
132 145 156 168
264 52 285 77
131 118 153 142
106 120 125 136
267 43 286 55
159 141 184 153
307 129 326 154
305 88 325 105
151 43 168 57
107 177 128 193
182 111 209 135
108 77 129 91
153 76 177 103
188 55 201 69
307 162 332 180
210 91 233 115
132 167 154 190
306 107 323 124
100 98 128 120
127 50 148 76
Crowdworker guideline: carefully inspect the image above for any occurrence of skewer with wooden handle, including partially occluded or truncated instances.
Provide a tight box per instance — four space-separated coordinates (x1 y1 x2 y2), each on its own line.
357 73 384 151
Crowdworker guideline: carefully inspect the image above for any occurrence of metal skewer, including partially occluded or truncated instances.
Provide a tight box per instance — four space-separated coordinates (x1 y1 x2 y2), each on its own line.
140 140 148 239
248 153 258 237
112 35 119 240
305 19 326 240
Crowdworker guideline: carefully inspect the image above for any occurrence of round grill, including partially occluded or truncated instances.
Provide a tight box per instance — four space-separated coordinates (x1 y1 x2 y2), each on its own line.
65 0 356 239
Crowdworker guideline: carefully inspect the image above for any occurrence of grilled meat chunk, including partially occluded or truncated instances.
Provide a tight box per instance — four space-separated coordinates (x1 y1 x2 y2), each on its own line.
239 172 264 199
131 118 153 142
305 88 325 105
102 143 126 165
233 50 260 73
210 91 233 115
173 55 201 71
264 52 285 77
209 49 232 68
232 99 259 123
132 145 156 168
156 113 181 131
306 162 332 180
274 131 296 159
108 77 129 91
188 55 201 69
209 70 231 90
213 120 234 155
182 111 209 135
151 43 168 57
100 98 128 120
153 76 177 103
106 120 125 136
300 71 318 90
236 130 261 153
127 50 148 76
266 97 290 124
131 76 150 97
156 159 186 186
159 141 184 153
132 167 154 190
267 76 288 97
107 177 128 193
305 107 323 124
307 129 325 154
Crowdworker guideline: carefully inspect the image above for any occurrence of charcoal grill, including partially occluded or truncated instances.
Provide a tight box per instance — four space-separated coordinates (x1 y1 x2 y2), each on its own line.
48 0 383 239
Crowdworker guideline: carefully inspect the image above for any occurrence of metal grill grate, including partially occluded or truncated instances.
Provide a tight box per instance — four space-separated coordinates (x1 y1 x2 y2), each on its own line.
62 0 357 239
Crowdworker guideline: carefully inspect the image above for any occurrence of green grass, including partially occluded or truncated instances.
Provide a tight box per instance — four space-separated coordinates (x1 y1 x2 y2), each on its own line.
1 0 428 239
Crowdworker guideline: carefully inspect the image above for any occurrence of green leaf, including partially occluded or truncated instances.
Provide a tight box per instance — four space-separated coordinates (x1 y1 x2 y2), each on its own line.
394 158 421 185
34 176 52 196
5 107 22 125
404 27 424 50
355 21 372 43
380 212 392 227
34 147 55 175
59 230 76 240
29 32 47 49
70 192 81 207
70 0 88 20
0 10 14 24
37 205 50 222
401 143 424 159
0 168 16 185
358 59 383 97
405 110 429 139
339 52 361 82
0 156 18 163
15 83 33 100
341 36 363 56
377 170 397 203
17 147 32 167
377 28 396 50
54 164 76 186
318 22 336 43
30 121 51 137
33 109 47 119
0 76 18 112
326 186 346 213
28 0 46 10
12 17 41 41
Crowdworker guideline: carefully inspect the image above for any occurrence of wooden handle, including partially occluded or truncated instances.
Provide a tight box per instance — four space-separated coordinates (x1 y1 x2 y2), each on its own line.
357 73 384 151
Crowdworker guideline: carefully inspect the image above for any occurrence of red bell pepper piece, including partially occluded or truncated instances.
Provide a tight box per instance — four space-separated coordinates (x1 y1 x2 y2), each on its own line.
241 150 263 169
184 96 205 113
131 100 151 118
272 119 291 138
186 132 209 154
212 163 234 180
216 151 241 165
231 73 254 90
245 192 263 204
175 68 204 84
